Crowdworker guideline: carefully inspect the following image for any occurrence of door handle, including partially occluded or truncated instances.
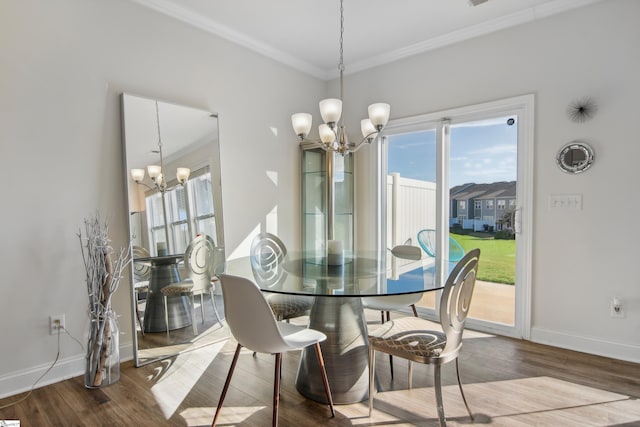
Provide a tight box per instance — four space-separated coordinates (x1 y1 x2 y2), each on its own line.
514 207 522 235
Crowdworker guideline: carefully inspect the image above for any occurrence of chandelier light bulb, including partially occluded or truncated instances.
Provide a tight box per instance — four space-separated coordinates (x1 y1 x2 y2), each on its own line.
176 167 191 184
147 165 162 179
361 119 377 140
319 98 342 126
368 103 391 129
319 123 336 145
292 113 313 139
131 168 145 182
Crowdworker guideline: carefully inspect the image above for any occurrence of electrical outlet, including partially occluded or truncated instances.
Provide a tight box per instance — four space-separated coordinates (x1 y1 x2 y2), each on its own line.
50 314 65 334
610 298 624 318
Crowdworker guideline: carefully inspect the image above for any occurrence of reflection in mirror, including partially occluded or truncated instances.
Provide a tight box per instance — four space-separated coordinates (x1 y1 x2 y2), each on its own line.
556 141 594 174
121 93 228 366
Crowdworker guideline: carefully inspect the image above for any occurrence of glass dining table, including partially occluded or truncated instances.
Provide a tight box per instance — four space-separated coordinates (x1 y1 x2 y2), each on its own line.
225 249 444 404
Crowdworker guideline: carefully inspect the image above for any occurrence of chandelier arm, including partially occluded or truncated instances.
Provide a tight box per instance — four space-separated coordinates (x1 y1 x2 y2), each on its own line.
134 181 155 191
348 132 382 151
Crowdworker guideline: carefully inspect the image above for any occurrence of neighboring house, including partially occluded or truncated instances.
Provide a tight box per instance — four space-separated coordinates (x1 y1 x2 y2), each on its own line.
450 181 516 231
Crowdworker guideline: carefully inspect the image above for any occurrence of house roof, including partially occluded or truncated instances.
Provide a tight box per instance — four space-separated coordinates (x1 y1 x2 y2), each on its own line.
451 181 516 200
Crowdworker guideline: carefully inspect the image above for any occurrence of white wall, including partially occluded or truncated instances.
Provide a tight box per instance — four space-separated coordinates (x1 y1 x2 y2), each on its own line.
0 0 324 397
346 0 640 362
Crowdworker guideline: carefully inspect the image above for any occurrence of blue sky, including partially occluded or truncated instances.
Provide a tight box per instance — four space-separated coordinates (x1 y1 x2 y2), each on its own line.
387 117 518 187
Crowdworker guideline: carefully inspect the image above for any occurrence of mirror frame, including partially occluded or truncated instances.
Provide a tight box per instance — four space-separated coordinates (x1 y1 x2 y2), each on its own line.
556 141 594 174
121 93 226 366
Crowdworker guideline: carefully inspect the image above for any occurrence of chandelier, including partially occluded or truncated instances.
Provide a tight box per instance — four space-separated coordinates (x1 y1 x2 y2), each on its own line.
291 0 390 155
130 100 190 193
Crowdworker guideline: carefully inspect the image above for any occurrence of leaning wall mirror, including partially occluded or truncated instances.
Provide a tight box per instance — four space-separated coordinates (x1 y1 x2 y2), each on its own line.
121 93 228 366
556 141 595 174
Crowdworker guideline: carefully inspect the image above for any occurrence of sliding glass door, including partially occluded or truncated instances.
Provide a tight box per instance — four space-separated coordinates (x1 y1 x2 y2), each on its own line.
375 95 533 338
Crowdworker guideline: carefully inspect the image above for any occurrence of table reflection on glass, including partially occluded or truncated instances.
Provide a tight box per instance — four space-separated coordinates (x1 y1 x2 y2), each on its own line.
226 250 442 404
134 254 191 333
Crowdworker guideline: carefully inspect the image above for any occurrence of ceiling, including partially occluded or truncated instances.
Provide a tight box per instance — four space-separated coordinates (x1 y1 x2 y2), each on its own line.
131 0 603 79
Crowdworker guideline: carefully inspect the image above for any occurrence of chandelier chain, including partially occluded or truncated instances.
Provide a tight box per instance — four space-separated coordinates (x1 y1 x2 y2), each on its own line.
155 101 163 150
339 0 344 72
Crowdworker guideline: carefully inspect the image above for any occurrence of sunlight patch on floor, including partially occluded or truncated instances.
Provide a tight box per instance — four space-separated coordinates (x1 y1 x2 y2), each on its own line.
180 406 267 426
368 376 640 426
151 340 226 419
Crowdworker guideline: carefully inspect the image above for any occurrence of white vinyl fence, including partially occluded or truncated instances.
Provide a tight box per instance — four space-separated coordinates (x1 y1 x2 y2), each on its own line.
386 173 436 248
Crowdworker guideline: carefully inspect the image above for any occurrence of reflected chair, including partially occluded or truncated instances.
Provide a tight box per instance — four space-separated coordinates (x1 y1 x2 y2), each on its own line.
362 244 423 377
132 245 151 336
212 274 334 427
250 232 312 322
368 248 481 426
417 229 465 262
160 235 222 336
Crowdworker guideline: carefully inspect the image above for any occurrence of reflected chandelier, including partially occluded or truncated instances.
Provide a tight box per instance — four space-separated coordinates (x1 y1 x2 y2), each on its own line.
291 0 390 155
130 100 190 193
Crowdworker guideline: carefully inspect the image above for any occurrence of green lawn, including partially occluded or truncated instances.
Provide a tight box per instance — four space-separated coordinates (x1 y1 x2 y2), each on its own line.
452 232 515 285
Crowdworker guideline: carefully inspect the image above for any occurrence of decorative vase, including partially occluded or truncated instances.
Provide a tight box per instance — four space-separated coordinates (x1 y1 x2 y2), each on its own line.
85 310 120 388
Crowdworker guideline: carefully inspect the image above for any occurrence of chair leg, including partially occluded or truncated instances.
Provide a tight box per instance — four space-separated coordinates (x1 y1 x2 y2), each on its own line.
210 287 222 325
368 346 376 417
273 353 282 427
434 364 446 427
163 295 170 337
456 358 474 421
191 294 198 335
314 343 335 417
134 289 144 337
411 304 418 317
385 311 394 379
211 343 242 427
200 293 205 323
408 361 413 389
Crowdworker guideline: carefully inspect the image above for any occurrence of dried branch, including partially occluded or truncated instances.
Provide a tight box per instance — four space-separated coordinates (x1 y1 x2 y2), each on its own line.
78 213 131 387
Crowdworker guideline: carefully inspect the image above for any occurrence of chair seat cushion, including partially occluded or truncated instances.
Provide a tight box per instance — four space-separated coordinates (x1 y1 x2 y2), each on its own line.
161 282 194 296
368 317 446 363
133 281 149 291
266 294 312 320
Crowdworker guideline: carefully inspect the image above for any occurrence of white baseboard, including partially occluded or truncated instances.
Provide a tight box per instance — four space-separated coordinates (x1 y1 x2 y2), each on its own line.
0 343 134 400
530 327 640 364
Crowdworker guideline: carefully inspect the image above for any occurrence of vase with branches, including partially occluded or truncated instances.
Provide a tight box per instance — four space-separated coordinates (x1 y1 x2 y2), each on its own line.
78 215 130 388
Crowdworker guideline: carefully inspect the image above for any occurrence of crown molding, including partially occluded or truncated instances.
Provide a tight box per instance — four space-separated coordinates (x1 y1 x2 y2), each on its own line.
129 0 330 80
339 0 605 78
130 0 603 81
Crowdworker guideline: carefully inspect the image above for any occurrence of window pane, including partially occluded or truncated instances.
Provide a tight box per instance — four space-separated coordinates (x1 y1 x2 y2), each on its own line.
172 222 190 253
169 187 188 221
196 217 217 245
387 129 437 311
150 227 165 255
192 174 214 217
147 193 165 226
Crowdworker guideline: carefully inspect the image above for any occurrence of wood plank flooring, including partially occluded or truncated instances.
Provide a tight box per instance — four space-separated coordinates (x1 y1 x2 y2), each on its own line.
1 313 639 426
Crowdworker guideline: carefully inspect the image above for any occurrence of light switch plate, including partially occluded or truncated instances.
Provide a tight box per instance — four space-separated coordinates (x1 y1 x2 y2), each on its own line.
549 194 582 210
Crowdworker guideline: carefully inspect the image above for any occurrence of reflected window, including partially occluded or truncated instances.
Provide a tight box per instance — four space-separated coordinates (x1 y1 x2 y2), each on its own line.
145 166 216 254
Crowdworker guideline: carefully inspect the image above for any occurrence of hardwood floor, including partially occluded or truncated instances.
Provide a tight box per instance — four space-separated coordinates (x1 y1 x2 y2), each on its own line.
1 314 639 426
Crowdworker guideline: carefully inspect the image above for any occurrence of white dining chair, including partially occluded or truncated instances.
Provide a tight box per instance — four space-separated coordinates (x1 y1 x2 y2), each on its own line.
368 248 481 426
211 274 334 427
